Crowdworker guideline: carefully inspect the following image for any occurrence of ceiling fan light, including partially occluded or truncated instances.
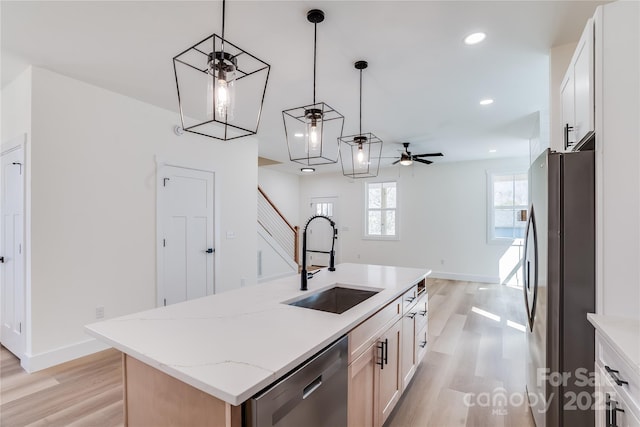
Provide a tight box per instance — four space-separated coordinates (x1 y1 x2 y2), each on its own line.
400 158 413 166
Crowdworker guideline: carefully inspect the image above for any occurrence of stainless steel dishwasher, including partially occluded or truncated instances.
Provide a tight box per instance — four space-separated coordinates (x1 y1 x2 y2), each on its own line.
245 335 348 427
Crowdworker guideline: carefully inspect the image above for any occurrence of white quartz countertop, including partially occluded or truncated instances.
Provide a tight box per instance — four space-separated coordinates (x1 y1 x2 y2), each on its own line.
86 263 430 406
587 313 640 374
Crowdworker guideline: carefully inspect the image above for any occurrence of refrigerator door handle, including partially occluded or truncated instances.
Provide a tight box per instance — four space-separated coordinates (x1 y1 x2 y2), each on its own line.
523 206 538 332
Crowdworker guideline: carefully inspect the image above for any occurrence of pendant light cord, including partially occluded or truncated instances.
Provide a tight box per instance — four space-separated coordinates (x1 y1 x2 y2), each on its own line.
313 22 317 105
221 0 226 40
359 68 363 136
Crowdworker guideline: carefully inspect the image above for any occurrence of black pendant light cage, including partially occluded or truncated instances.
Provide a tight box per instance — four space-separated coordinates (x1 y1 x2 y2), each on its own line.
283 102 344 166
339 132 383 179
283 9 345 166
339 60 383 179
173 1 270 141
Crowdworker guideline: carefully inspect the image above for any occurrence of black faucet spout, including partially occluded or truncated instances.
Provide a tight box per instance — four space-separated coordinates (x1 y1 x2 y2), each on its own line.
300 215 337 291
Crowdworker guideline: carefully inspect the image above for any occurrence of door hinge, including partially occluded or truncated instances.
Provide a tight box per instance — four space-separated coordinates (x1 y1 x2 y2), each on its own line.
163 298 167 306
163 238 166 247
19 322 22 333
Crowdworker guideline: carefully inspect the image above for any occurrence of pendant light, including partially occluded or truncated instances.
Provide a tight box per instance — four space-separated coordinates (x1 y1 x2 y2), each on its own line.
339 60 383 179
173 0 270 141
283 9 345 166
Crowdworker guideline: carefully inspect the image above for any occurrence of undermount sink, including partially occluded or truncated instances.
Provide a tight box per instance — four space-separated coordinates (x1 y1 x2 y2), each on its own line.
286 286 380 314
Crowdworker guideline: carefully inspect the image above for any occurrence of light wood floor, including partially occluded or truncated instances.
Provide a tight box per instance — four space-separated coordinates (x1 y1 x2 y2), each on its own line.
386 279 535 427
1 279 535 427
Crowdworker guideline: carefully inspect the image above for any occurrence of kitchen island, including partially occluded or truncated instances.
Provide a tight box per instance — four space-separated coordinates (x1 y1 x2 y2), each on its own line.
86 263 430 426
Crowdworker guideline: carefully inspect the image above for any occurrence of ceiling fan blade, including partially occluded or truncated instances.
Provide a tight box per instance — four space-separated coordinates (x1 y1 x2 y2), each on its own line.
392 159 401 165
380 156 400 159
413 152 444 157
413 158 433 165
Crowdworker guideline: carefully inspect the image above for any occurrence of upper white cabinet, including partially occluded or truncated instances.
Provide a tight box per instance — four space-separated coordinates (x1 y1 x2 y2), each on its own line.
560 18 594 151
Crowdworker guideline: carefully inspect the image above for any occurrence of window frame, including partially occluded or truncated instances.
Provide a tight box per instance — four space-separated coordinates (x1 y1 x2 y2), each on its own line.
363 180 399 241
486 170 528 244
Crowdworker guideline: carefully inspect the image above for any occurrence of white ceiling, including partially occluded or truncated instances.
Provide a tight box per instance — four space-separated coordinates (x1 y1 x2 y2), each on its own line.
1 1 606 174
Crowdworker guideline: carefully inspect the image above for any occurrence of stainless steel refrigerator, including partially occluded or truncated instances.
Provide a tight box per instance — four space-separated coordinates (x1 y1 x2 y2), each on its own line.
523 148 595 427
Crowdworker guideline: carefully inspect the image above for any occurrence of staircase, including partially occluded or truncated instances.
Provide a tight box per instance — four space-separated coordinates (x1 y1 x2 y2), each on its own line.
257 187 299 282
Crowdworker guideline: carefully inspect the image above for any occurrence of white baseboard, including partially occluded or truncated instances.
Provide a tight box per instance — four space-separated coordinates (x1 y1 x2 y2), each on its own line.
429 271 499 284
257 270 297 284
21 338 111 373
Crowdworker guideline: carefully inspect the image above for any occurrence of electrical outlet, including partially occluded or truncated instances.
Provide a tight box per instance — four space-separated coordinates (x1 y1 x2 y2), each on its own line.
95 306 105 319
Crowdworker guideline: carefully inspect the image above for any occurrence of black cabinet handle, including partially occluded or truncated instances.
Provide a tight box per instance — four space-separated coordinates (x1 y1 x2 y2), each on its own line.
419 310 427 317
205 248 214 254
383 338 388 366
377 341 384 370
406 312 417 319
605 365 629 387
419 340 427 349
406 296 416 303
0 256 4 263
564 123 575 150
606 393 625 427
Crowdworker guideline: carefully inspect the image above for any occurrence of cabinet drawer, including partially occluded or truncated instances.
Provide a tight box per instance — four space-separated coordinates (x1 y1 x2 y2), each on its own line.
414 293 428 332
349 297 402 363
416 324 428 365
597 332 640 419
402 285 418 314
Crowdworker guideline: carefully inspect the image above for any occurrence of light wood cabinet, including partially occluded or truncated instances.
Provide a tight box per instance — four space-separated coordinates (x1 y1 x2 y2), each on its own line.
348 343 378 427
401 309 417 389
560 17 594 151
348 283 428 427
377 320 402 426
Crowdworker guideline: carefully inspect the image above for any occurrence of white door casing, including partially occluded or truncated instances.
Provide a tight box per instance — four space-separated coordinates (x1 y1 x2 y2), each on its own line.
157 165 215 306
308 197 339 267
1 143 26 358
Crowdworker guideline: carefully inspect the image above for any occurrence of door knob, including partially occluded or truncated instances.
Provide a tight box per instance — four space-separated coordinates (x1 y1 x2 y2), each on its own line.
0 256 4 263
205 248 214 254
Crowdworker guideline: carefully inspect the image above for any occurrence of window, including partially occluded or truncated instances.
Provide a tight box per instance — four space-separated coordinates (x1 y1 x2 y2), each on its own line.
365 181 397 238
488 172 528 242
315 202 333 217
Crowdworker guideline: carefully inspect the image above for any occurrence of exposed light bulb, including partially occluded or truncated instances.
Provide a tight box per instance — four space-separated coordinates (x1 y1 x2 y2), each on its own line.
357 145 365 164
309 124 319 147
207 54 236 122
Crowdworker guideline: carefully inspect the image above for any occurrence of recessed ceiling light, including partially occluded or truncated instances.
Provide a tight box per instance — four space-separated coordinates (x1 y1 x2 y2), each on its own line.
489 149 497 153
294 133 304 138
300 167 315 173
464 32 486 45
480 98 494 106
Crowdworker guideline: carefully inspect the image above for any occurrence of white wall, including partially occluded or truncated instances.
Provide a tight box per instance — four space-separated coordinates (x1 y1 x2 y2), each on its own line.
258 167 300 227
12 67 257 370
299 157 529 283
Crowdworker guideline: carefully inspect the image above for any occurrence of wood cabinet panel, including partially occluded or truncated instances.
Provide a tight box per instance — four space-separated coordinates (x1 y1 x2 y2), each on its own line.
124 354 240 427
349 296 401 363
348 344 378 427
401 310 417 390
377 320 402 426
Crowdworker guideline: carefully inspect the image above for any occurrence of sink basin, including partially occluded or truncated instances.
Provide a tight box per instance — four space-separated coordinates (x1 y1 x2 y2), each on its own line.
287 286 380 314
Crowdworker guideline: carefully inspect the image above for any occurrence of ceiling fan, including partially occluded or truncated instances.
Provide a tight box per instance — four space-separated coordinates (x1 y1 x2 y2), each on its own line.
388 143 443 166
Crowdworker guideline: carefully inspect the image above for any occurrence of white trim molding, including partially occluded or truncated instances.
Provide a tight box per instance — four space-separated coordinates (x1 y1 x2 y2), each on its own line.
429 270 500 284
21 338 110 373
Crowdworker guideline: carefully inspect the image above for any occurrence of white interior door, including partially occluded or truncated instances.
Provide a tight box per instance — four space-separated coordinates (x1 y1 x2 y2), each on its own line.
158 166 214 306
1 145 25 358
308 197 338 267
